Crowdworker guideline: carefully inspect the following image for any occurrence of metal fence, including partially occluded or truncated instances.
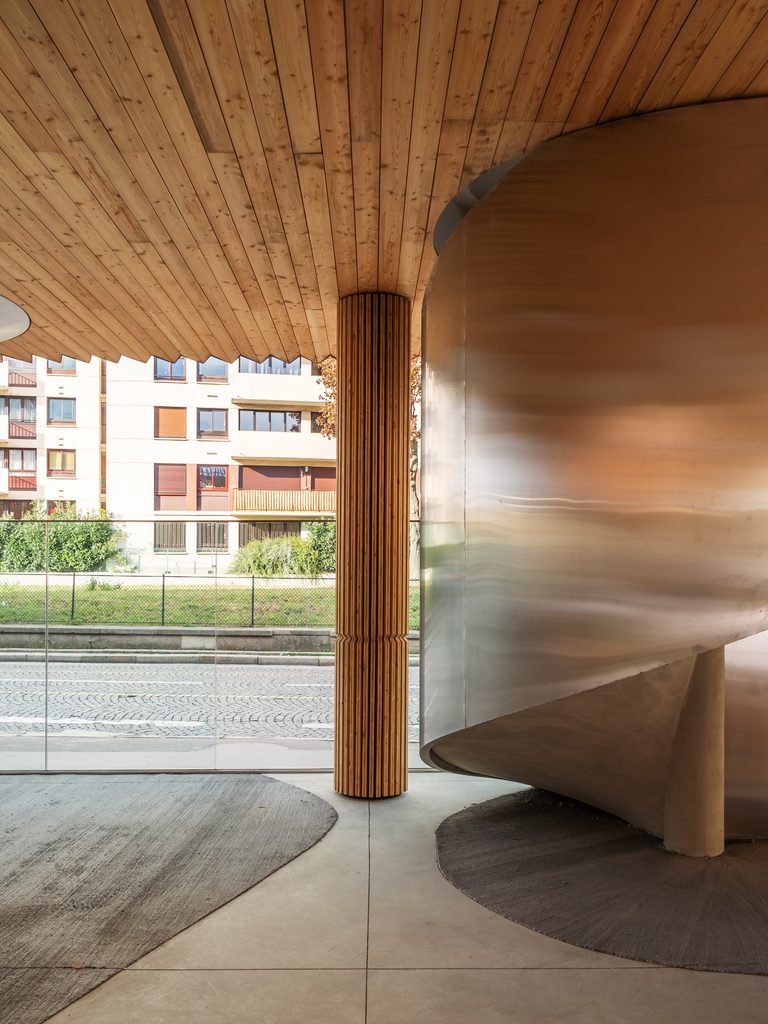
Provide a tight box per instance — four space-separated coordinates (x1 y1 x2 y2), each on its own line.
0 572 421 630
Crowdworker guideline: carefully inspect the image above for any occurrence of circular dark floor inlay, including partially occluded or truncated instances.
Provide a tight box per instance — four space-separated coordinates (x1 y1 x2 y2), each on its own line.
436 789 768 974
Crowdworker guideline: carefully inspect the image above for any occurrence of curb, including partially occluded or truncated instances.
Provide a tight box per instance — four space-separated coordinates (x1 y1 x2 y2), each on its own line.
0 650 421 667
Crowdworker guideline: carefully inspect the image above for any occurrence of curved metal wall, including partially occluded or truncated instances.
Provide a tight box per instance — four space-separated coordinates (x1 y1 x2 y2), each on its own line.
421 98 768 838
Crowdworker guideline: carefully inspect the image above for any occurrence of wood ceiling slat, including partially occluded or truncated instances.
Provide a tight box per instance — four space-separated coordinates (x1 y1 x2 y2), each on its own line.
0 140 167 361
494 0 579 162
564 0 657 130
265 0 323 156
743 54 768 93
296 151 339 359
305 0 358 297
186 0 312 358
378 0 420 290
537 0 618 125
638 0 739 110
396 0 461 299
1 0 250 361
672 0 768 104
461 0 538 184
43 0 250 362
0 244 125 361
345 0 383 291
110 0 283 359
410 0 500 328
144 0 234 155
0 242 135 364
708 10 768 97
601 0 697 121
227 0 325 356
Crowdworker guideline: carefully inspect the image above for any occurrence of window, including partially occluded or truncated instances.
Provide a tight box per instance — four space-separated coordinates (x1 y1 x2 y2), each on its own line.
310 361 322 376
198 465 227 490
311 412 324 434
8 397 35 422
155 463 187 496
155 406 186 439
7 359 36 386
47 398 76 424
239 409 300 432
239 520 301 545
47 450 76 477
197 521 228 552
47 356 76 375
238 356 300 376
6 397 36 439
197 408 228 438
154 522 186 552
154 356 186 381
197 356 228 381
1 448 36 471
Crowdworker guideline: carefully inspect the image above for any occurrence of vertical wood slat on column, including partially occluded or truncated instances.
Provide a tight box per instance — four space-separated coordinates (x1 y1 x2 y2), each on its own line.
335 292 410 798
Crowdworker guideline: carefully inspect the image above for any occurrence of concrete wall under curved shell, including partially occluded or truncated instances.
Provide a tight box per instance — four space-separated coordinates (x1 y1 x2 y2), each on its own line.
421 98 768 852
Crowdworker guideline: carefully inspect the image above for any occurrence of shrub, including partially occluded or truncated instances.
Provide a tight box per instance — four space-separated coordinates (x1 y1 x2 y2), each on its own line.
306 520 336 573
230 536 321 577
0 502 122 573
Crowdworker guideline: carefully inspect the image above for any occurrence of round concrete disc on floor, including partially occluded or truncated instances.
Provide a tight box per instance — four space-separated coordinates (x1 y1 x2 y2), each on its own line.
436 789 768 974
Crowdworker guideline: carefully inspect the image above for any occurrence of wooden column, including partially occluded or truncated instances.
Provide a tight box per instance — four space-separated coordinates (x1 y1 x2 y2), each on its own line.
335 293 410 798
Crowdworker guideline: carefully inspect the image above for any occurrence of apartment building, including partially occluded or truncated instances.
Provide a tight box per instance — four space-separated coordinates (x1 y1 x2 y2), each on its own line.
0 354 336 572
105 354 336 571
0 356 102 517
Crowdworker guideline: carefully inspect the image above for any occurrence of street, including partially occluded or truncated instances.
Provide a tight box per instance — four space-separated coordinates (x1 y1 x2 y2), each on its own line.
0 661 420 741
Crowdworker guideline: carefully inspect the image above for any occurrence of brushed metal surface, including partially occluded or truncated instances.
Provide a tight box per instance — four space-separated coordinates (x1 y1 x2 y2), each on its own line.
421 98 768 835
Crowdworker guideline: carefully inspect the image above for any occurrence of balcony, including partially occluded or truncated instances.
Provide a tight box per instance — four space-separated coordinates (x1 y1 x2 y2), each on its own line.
231 371 324 407
8 367 36 387
0 468 7 494
8 421 36 440
232 489 336 514
233 430 335 463
8 471 36 491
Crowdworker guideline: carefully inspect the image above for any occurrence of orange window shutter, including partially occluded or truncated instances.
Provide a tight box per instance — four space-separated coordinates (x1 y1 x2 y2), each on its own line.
156 407 186 438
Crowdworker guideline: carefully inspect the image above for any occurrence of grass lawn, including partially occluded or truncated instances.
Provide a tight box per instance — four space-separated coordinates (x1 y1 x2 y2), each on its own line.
0 581 421 631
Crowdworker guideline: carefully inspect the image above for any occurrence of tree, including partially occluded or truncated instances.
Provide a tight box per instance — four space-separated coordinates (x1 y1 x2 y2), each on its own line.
317 356 421 575
307 519 336 573
0 501 122 572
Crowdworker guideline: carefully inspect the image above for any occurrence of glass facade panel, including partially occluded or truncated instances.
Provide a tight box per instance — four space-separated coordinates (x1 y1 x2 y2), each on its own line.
198 465 227 489
154 356 186 380
47 398 76 423
197 408 228 437
47 356 76 374
197 357 228 380
238 356 300 375
47 450 76 476
239 409 300 432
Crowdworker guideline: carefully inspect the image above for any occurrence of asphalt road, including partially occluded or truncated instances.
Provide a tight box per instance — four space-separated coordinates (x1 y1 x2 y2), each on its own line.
0 662 420 741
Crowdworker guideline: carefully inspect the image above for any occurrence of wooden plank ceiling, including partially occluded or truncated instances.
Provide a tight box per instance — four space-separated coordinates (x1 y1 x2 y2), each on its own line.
0 0 766 365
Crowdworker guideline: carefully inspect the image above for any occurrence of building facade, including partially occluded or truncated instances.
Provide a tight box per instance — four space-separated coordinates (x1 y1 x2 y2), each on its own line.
0 355 102 517
0 354 336 572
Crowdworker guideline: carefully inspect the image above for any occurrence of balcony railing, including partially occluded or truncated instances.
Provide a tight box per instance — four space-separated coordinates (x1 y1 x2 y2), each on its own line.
8 472 36 491
8 369 36 387
232 488 336 513
8 421 36 440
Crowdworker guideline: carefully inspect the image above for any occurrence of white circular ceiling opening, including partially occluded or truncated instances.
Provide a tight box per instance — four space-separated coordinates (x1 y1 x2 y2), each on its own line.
0 295 30 344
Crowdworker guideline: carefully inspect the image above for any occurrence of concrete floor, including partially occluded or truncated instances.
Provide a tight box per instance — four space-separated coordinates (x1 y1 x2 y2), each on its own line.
47 773 768 1024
